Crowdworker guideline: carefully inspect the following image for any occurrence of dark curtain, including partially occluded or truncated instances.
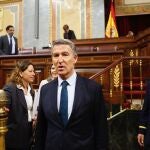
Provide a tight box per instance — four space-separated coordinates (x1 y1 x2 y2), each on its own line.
116 14 150 36
116 16 130 36
104 0 111 26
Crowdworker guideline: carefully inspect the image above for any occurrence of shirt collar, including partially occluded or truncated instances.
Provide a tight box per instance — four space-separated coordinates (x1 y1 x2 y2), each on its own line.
7 34 13 39
17 84 31 94
58 71 77 87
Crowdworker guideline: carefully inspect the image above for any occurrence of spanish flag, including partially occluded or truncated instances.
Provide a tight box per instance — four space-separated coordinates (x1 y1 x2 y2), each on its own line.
105 0 118 38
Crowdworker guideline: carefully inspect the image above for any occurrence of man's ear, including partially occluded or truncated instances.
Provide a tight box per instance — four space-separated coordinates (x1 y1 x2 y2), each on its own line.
74 55 78 64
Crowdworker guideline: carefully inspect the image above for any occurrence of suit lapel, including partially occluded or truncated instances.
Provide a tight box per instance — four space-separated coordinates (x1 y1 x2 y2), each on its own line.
68 75 84 124
4 35 9 47
17 88 28 110
4 35 11 54
5 35 9 43
50 79 64 126
50 80 58 114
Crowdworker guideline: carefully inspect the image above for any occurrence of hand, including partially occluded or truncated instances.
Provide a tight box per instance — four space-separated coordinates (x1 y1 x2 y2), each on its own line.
32 116 37 127
137 133 144 147
3 106 9 112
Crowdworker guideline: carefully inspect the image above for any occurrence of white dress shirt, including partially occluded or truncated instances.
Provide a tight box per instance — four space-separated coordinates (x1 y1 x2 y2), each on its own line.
57 71 77 119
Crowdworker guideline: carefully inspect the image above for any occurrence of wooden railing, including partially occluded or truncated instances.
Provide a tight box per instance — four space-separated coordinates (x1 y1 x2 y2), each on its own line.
90 56 150 117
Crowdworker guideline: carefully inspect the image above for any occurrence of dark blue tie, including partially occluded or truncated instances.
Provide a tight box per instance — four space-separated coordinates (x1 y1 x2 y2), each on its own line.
59 81 68 126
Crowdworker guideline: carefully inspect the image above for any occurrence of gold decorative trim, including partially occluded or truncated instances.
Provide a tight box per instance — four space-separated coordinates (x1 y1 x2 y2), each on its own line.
0 8 3 31
115 0 150 16
139 125 147 129
51 0 57 40
0 0 21 4
129 49 134 57
89 0 92 38
49 0 52 42
108 109 127 121
113 65 120 88
86 0 91 38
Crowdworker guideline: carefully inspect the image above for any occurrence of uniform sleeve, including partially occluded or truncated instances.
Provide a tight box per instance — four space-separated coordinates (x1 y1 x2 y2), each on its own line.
138 80 150 134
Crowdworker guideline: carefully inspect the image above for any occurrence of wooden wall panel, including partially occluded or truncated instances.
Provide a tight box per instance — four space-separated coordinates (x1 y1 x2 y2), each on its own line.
0 51 123 89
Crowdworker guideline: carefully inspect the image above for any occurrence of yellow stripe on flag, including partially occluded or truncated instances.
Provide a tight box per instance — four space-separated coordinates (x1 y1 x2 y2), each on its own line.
105 0 118 38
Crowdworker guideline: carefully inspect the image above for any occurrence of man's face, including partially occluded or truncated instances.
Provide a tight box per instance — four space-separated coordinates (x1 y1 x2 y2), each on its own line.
7 27 14 37
52 44 78 80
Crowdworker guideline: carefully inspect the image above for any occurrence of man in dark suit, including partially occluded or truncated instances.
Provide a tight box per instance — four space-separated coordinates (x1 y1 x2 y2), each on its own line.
63 24 76 40
35 39 108 150
137 80 150 150
0 25 18 55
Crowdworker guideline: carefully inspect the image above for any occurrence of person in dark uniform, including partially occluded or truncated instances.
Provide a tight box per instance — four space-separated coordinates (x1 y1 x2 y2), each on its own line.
63 24 76 40
137 80 150 150
0 25 18 55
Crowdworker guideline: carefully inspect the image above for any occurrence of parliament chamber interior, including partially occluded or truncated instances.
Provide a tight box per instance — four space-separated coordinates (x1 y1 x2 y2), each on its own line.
0 0 150 150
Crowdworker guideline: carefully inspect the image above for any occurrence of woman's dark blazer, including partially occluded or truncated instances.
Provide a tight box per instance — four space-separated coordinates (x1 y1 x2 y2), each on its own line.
3 82 34 149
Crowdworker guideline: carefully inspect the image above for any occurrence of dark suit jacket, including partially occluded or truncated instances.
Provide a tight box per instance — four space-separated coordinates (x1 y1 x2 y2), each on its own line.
35 75 108 150
64 30 76 39
139 80 150 148
3 83 34 148
0 35 18 55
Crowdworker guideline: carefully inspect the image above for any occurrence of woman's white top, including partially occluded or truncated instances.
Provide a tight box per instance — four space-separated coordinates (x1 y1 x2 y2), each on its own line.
17 84 33 122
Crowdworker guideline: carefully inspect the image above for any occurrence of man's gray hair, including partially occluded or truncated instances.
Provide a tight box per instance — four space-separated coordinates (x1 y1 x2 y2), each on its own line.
52 39 77 55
